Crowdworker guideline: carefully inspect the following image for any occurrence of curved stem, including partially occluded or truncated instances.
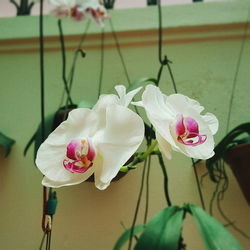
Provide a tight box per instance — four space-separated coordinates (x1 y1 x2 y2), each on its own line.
192 158 206 210
98 28 105 97
128 158 148 250
157 153 172 206
57 19 73 105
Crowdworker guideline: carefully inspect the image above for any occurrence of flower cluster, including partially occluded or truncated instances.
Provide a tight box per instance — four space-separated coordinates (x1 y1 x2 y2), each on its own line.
36 84 218 190
49 0 108 24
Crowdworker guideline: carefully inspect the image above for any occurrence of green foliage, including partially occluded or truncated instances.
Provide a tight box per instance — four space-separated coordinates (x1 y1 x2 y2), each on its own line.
127 77 157 92
134 206 184 250
186 204 243 250
0 132 15 157
113 225 145 250
114 204 243 250
206 123 250 182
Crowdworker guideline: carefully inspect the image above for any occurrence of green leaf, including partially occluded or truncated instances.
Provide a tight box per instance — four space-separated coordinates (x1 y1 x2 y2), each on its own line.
0 132 15 157
127 77 157 92
134 206 184 250
114 224 145 250
187 204 243 250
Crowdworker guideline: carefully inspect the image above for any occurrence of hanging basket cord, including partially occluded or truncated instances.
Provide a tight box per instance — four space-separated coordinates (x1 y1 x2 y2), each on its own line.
38 0 57 249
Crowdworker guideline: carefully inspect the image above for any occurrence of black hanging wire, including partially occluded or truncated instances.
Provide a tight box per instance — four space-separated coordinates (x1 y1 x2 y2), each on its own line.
109 18 131 84
157 154 172 206
59 20 90 108
157 0 205 210
225 9 250 133
206 9 250 239
39 1 58 249
143 155 151 224
108 16 142 116
38 0 49 248
98 28 105 97
58 19 74 106
128 158 148 250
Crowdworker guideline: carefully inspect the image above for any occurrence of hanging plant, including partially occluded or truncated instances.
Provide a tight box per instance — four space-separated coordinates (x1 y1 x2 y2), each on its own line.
206 123 250 204
103 0 115 9
147 0 157 6
10 0 38 16
0 132 15 157
114 204 243 250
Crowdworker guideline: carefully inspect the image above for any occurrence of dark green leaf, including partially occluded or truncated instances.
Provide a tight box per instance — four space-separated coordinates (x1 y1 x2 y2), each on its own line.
134 206 184 250
0 132 15 157
114 225 145 250
127 77 157 92
187 204 243 250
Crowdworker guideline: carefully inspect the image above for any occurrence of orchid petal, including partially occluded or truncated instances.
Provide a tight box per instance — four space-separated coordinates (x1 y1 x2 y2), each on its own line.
142 85 174 120
167 94 205 114
202 113 219 135
42 167 95 188
35 108 99 184
156 132 172 160
115 85 142 107
93 105 144 189
132 101 143 107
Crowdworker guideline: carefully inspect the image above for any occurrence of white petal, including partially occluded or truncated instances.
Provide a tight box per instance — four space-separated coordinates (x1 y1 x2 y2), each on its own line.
142 85 174 120
156 132 172 160
42 168 95 188
93 94 119 111
202 113 219 135
141 85 179 149
167 94 204 115
35 108 99 185
115 85 142 107
115 85 126 99
132 101 143 107
93 105 144 189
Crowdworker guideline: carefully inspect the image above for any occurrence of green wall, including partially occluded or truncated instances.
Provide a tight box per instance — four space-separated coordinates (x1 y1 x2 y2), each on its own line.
0 2 249 249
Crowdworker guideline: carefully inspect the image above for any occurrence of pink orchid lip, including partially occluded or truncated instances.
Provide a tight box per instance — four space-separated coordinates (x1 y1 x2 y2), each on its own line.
71 4 85 21
63 138 96 173
176 115 207 146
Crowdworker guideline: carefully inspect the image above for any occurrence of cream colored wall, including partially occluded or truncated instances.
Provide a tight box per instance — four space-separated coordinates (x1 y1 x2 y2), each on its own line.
0 2 249 250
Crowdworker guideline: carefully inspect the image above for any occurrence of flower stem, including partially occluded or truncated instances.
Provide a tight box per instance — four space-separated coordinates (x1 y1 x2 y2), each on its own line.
141 139 158 160
120 140 158 172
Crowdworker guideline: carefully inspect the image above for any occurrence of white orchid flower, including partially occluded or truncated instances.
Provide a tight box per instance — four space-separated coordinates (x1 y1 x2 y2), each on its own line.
49 0 85 21
81 0 109 25
35 85 144 190
136 84 218 160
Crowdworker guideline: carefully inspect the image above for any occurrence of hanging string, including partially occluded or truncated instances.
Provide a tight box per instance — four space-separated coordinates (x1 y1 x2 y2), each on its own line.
98 28 105 97
206 9 250 239
192 158 206 210
58 19 74 105
143 155 151 224
109 18 131 84
39 0 45 142
157 154 172 206
108 16 141 117
225 9 250 133
157 0 206 210
128 158 148 250
39 0 48 236
58 20 90 107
